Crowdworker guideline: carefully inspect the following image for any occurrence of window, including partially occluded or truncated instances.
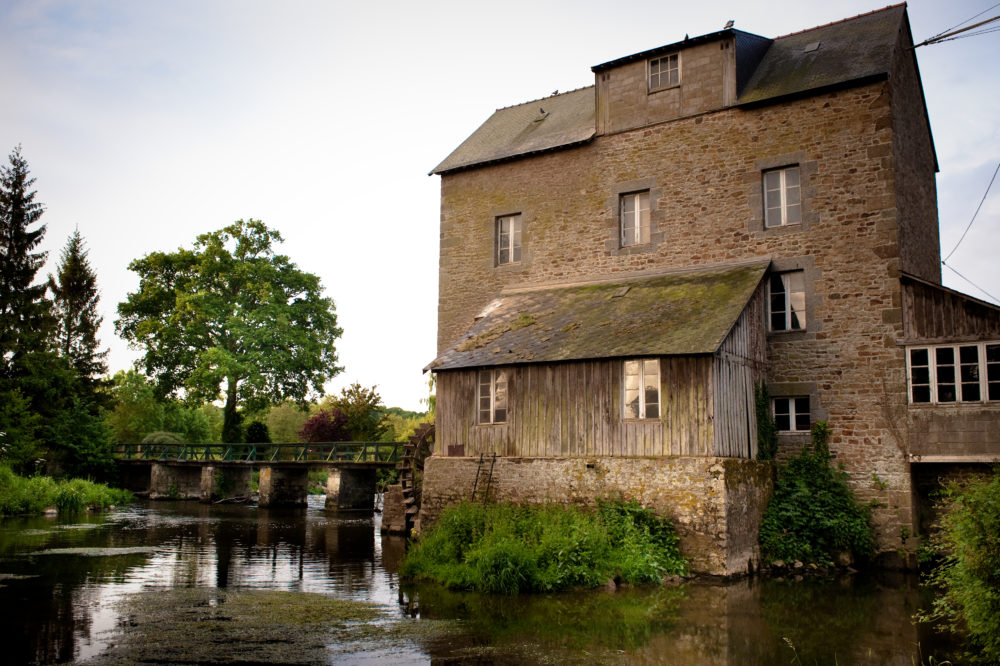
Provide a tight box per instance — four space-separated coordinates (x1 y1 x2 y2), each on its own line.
478 368 508 424
773 397 810 432
496 214 522 265
908 342 1000 404
763 167 801 228
768 272 806 331
623 359 660 419
648 54 679 91
620 191 650 247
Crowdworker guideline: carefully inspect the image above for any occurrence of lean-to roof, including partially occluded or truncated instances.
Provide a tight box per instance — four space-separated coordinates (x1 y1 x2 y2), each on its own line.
427 260 769 371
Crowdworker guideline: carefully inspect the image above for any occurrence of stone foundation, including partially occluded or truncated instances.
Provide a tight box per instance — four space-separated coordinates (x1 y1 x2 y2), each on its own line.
418 455 773 576
380 484 407 534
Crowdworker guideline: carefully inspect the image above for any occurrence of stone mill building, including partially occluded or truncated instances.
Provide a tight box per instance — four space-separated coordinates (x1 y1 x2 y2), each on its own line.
418 4 1000 575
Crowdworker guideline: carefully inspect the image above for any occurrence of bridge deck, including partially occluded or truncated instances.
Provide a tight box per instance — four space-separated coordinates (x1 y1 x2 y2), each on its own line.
115 442 402 468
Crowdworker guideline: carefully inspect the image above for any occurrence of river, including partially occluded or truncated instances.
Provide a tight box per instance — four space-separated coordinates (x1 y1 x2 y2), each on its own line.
0 496 957 664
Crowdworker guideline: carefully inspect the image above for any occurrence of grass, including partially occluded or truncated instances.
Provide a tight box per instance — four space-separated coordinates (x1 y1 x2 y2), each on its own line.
0 465 132 515
401 499 687 594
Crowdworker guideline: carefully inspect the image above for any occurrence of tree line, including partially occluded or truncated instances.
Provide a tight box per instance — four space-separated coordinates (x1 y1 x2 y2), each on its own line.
0 146 428 481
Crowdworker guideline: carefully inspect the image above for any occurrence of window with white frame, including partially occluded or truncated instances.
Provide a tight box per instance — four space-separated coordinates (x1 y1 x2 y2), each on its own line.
496 214 522 265
648 54 679 91
907 342 1000 404
620 191 650 247
763 166 801 228
773 396 810 432
623 359 660 420
768 272 806 331
477 368 508 423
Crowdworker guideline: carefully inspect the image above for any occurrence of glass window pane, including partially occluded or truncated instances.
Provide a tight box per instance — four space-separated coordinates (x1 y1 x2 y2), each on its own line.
909 348 928 366
785 203 801 224
938 385 957 403
987 344 1000 363
961 382 981 402
936 347 954 365
937 366 955 385
645 404 659 419
784 168 800 187
911 367 930 385
912 386 931 403
959 346 979 363
775 412 791 431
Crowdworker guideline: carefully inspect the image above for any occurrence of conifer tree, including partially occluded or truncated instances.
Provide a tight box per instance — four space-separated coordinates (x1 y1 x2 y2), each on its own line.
49 228 108 388
0 145 51 372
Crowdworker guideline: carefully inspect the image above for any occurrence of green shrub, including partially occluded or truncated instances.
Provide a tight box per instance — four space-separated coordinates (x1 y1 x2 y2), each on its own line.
0 464 131 515
401 500 687 594
758 422 874 565
920 470 1000 662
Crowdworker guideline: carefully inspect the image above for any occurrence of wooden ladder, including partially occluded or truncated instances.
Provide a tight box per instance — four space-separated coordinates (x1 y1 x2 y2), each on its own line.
470 453 497 503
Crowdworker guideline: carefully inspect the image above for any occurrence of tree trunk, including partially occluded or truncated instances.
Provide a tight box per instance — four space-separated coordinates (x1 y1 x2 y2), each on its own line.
221 379 242 443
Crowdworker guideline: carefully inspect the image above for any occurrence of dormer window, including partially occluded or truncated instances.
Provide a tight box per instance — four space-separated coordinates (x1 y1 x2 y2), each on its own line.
648 54 679 91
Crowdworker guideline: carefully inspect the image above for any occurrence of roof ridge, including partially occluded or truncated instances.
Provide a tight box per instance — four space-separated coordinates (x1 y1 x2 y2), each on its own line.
775 3 905 39
494 85 594 112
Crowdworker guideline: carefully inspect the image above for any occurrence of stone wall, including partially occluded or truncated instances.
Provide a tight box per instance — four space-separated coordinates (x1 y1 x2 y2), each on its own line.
418 455 773 576
435 76 929 552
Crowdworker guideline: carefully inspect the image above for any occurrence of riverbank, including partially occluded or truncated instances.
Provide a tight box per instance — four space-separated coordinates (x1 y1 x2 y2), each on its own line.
0 465 131 515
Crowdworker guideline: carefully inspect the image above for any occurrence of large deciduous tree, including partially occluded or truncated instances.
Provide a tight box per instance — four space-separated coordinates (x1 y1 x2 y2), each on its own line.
116 220 343 442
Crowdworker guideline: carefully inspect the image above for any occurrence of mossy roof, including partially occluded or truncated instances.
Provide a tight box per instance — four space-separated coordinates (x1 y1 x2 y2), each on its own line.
427 260 768 371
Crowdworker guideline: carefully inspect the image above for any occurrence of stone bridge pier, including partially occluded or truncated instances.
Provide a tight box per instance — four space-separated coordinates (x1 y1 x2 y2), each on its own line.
325 467 378 511
258 466 310 507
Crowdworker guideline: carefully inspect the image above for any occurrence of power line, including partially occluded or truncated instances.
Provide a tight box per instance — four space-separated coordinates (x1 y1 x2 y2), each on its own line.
941 262 1000 305
914 15 1000 47
943 161 1000 262
931 2 1000 38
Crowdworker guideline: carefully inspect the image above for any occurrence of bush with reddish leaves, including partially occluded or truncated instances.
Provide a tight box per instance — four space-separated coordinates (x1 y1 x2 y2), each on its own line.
298 408 350 443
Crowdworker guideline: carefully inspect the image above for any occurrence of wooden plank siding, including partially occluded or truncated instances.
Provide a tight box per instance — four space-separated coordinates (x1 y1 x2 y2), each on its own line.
713 286 767 458
901 275 1000 344
435 289 766 460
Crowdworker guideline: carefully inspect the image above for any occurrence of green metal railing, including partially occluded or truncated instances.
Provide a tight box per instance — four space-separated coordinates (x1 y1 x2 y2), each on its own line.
114 442 402 465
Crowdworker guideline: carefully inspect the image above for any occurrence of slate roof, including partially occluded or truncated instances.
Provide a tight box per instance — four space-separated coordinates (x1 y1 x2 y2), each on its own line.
429 87 596 175
736 4 905 106
430 5 908 175
427 260 769 371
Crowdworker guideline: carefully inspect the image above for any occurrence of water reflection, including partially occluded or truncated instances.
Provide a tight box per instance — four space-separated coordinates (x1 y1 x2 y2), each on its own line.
0 498 958 665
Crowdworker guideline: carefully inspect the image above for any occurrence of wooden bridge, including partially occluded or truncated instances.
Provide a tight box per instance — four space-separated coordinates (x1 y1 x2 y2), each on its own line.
115 442 403 510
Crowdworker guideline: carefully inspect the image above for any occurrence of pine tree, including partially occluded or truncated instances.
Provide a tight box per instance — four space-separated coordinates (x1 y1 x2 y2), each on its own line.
49 228 108 387
0 145 51 372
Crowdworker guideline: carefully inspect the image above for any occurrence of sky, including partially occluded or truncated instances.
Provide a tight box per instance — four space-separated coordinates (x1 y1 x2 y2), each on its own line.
1 0 997 411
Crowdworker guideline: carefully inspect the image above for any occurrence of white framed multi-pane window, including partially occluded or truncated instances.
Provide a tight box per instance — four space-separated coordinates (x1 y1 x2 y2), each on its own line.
907 342 1000 404
620 191 650 247
623 359 660 420
477 368 508 424
767 272 806 332
496 214 522 265
763 166 801 228
648 53 679 91
773 396 810 432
